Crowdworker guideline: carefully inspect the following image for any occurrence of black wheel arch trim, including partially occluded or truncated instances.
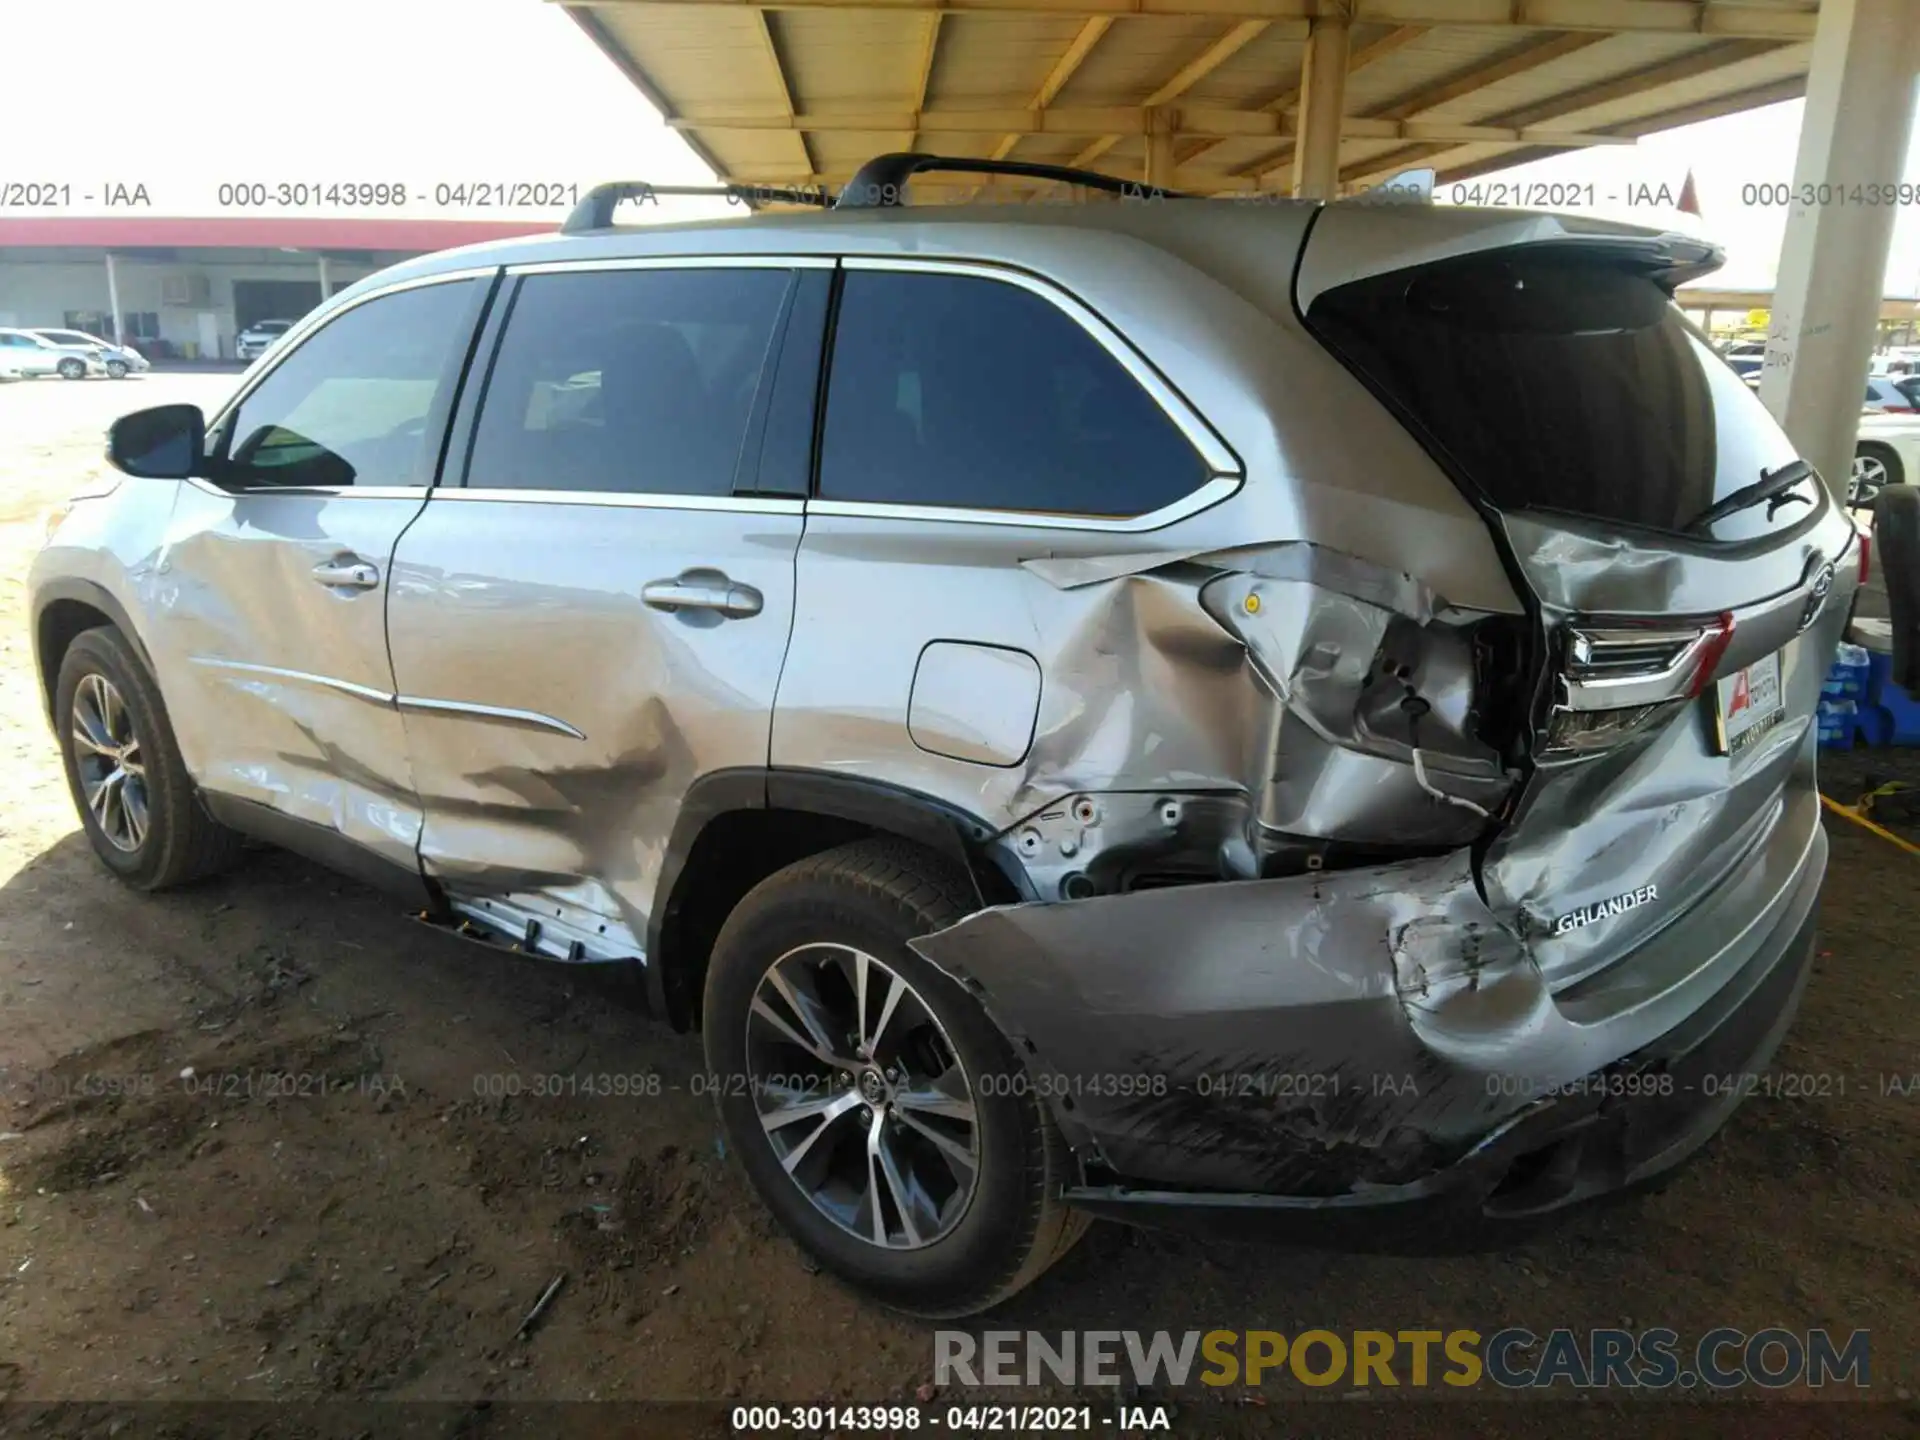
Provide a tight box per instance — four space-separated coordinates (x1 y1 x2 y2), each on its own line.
32 578 158 724
645 767 1027 1027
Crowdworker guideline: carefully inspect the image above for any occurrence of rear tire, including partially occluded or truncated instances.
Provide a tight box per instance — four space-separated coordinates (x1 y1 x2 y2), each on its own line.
55 627 244 890
703 838 1088 1317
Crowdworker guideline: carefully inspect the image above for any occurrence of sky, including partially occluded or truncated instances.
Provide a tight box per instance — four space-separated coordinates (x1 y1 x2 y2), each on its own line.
5 0 733 223
7 0 1920 292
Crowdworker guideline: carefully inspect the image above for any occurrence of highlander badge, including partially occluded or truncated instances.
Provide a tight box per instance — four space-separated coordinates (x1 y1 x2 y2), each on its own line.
1552 884 1659 936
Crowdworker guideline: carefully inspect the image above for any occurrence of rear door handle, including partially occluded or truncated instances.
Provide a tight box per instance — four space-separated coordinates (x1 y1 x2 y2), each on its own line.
642 571 763 619
312 557 380 590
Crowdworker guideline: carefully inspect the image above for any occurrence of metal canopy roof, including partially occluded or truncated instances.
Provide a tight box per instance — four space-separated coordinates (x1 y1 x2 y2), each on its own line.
560 0 1817 197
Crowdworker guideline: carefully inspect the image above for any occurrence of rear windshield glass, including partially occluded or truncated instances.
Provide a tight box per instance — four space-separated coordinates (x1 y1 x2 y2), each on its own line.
1305 248 1810 539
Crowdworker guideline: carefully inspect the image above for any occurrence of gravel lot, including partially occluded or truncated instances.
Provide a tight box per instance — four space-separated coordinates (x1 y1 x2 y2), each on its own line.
1 375 1917 1437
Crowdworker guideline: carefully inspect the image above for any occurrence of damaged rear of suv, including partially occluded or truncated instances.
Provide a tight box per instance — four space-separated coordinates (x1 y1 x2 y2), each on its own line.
33 159 1860 1316
901 201 1861 1275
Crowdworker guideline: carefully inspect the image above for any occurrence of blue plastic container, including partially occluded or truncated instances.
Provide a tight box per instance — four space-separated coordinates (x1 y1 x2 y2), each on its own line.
1857 663 1920 747
1823 643 1872 699
1818 699 1858 750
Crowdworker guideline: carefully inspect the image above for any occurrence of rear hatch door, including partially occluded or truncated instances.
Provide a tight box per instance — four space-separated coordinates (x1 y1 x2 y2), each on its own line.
1297 206 1859 987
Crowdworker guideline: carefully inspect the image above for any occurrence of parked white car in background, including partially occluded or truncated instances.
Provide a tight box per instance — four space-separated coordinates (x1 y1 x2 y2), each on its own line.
0 328 99 379
235 319 295 362
0 328 107 380
29 329 150 380
1855 411 1920 505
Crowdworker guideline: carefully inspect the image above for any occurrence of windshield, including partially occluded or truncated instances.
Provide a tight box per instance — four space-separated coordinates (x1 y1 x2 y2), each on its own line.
255 321 292 334
1305 248 1815 543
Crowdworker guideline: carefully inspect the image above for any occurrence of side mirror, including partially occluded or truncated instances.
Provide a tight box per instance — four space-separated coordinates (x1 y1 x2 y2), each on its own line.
106 404 206 479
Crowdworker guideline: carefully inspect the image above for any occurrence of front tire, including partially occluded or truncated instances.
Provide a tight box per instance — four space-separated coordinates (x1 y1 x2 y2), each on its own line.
55 627 244 890
56 357 86 380
704 838 1088 1316
106 359 130 380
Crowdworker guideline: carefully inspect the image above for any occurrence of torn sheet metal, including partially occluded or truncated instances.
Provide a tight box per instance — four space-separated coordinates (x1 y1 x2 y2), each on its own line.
913 792 1825 1198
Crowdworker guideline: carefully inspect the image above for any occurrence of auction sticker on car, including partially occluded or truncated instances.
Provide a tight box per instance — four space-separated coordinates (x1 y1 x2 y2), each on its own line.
1715 651 1785 755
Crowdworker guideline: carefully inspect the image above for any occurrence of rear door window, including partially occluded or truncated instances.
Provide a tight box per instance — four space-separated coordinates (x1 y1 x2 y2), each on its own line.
1306 249 1813 542
464 267 793 498
818 269 1210 517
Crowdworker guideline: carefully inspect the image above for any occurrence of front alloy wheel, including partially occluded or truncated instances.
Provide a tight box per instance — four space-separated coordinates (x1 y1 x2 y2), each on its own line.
55 626 244 889
57 357 87 380
70 672 149 851
106 359 130 379
749 942 980 1250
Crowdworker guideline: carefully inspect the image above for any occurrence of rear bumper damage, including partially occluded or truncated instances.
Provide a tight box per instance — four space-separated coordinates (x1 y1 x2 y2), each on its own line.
911 774 1825 1245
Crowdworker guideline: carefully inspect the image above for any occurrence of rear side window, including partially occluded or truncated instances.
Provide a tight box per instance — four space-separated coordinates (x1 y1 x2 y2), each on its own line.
222 279 480 490
1306 249 1807 539
818 270 1209 517
465 267 792 498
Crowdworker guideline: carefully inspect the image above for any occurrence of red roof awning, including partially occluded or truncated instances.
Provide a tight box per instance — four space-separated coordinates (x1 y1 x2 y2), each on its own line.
0 215 554 252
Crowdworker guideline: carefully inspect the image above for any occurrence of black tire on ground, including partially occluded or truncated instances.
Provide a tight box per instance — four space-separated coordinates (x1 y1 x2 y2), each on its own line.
56 357 87 380
54 626 245 890
1876 485 1920 693
106 359 130 380
703 837 1089 1317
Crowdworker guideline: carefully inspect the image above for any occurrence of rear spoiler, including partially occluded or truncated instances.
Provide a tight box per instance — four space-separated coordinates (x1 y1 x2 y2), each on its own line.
1297 208 1725 310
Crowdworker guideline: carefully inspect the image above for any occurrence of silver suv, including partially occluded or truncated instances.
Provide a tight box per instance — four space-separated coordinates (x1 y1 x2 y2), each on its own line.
31 155 1862 1317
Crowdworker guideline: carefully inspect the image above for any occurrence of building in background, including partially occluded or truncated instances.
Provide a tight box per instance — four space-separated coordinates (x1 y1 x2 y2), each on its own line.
0 217 551 361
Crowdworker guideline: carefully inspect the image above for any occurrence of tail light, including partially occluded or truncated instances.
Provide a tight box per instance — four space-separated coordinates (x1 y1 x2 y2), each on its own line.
1858 528 1872 586
1544 615 1735 757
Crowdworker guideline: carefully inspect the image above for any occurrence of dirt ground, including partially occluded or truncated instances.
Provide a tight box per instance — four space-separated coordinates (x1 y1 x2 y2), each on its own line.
3 375 1919 1437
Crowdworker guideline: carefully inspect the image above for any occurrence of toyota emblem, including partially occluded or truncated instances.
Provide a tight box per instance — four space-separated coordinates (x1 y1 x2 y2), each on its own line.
1800 561 1835 631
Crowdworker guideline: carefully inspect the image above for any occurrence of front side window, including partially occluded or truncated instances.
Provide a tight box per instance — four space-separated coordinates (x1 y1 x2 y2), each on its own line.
220 279 479 490
463 267 793 498
818 270 1210 517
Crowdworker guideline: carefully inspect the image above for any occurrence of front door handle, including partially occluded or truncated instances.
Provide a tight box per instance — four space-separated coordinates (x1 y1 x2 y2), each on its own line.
642 571 763 619
312 557 380 590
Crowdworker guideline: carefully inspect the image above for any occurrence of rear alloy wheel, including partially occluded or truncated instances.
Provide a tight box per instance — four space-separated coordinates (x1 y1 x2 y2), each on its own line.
105 359 130 380
704 838 1088 1316
56 357 87 380
748 941 980 1250
55 627 244 889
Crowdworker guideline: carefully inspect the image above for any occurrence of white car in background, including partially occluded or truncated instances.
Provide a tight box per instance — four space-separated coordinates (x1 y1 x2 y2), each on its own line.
235 319 295 362
0 327 104 380
1855 411 1920 506
29 328 150 380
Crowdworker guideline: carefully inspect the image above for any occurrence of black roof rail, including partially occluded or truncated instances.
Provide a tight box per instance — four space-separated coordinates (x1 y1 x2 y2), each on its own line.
834 152 1192 208
561 180 835 234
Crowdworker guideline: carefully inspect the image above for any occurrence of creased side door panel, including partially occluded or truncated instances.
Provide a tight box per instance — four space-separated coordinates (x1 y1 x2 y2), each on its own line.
385 499 804 950
148 485 428 870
